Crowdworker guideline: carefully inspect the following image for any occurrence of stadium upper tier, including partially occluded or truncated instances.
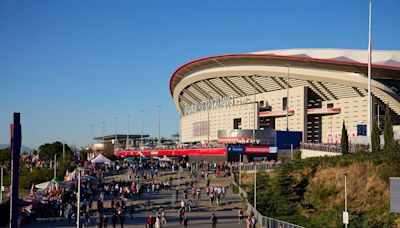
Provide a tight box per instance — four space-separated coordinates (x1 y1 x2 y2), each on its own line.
170 48 400 115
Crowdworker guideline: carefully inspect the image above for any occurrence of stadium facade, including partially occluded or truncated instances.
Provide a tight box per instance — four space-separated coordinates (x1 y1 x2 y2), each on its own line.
170 49 400 144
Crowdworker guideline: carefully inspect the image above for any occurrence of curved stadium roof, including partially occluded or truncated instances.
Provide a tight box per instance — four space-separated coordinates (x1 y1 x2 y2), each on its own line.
170 48 400 96
170 48 400 115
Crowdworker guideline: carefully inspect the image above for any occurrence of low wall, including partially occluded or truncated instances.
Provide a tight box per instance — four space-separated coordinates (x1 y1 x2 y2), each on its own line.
300 149 342 159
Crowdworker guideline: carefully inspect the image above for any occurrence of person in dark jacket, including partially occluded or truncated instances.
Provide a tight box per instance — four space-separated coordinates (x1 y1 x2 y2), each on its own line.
112 214 118 228
118 214 125 228
103 215 108 228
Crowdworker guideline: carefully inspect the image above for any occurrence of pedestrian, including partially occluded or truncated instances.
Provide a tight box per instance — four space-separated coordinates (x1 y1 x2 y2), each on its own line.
183 216 189 228
103 215 108 228
179 208 185 224
112 214 118 228
130 204 134 218
155 215 162 228
147 214 154 228
251 216 257 228
161 209 167 224
246 216 251 228
96 212 103 228
119 214 125 228
211 213 217 228
238 208 244 224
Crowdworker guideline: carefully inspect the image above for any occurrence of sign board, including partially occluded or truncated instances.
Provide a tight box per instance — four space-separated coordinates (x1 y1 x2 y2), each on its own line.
343 211 349 224
390 177 400 213
269 147 278 153
227 145 244 153
244 146 270 153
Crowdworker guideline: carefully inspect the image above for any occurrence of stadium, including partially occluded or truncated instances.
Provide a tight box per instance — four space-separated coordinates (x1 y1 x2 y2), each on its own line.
170 49 400 145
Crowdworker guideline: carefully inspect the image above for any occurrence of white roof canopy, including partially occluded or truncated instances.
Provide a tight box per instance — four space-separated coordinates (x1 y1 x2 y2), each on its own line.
90 154 111 164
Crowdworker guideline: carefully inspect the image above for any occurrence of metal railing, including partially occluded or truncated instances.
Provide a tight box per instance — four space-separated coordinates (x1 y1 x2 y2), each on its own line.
231 163 278 171
231 173 304 228
300 143 358 153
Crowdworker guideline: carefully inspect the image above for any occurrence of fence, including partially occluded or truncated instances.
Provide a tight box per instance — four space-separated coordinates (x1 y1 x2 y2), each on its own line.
231 173 304 228
301 143 358 153
231 163 278 172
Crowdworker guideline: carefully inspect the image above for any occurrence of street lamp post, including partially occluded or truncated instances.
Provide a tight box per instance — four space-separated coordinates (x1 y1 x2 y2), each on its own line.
343 173 348 228
140 110 145 147
126 114 131 149
254 164 257 210
0 165 3 203
239 154 242 185
157 105 162 146
77 170 81 228
90 124 94 148
54 154 57 179
367 0 372 146
102 121 106 144
114 117 119 150
376 103 380 130
286 64 290 131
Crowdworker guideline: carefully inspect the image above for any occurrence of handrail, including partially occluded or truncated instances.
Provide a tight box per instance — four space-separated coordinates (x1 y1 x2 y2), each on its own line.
231 172 304 228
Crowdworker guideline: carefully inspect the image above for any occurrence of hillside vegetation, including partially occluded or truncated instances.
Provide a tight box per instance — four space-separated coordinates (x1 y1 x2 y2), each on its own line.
240 151 400 227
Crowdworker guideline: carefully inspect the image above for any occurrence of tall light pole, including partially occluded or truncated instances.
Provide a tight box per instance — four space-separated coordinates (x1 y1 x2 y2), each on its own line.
114 117 119 151
102 121 106 144
254 164 257 210
157 105 162 146
286 64 290 131
0 165 3 203
54 154 57 180
376 103 380 130
367 0 372 147
90 124 94 148
239 154 242 185
140 110 145 147
343 173 348 228
126 114 131 149
77 170 81 228
207 109 210 143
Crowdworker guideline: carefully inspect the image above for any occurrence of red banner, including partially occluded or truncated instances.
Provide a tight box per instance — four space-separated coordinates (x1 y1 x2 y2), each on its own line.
244 146 270 153
115 148 226 157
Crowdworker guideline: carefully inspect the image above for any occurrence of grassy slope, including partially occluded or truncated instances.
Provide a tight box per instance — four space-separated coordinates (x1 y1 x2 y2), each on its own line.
240 153 400 227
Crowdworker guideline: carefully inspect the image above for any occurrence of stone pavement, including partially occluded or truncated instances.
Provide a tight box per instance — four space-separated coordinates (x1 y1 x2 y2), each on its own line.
25 170 249 228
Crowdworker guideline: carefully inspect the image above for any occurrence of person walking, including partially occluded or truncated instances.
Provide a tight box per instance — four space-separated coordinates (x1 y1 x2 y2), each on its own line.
111 214 118 228
160 208 167 225
238 208 244 224
103 215 108 228
183 216 189 228
96 212 103 228
211 213 217 228
119 214 125 228
147 214 155 228
154 215 162 228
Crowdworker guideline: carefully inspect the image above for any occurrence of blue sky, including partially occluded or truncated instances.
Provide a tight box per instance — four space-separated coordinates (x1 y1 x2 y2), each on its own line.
1 0 399 149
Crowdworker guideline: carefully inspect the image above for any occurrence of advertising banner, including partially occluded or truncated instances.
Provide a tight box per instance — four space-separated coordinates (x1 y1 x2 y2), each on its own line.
244 146 270 153
227 145 244 153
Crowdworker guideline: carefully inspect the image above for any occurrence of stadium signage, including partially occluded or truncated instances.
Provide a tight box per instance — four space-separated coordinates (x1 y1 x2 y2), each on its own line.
183 96 256 115
236 139 261 144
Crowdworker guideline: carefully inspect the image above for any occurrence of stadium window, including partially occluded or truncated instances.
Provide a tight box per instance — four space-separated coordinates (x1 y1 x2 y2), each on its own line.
234 118 242 129
282 97 288 110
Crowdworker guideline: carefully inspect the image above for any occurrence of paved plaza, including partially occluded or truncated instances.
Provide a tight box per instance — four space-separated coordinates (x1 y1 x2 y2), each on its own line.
25 170 248 228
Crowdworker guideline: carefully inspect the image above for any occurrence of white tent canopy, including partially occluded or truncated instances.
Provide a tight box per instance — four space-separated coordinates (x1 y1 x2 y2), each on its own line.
90 154 111 164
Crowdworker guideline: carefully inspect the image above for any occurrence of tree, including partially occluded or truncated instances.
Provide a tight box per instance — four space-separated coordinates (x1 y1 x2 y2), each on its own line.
341 121 349 155
371 119 380 153
38 141 72 161
383 106 394 152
